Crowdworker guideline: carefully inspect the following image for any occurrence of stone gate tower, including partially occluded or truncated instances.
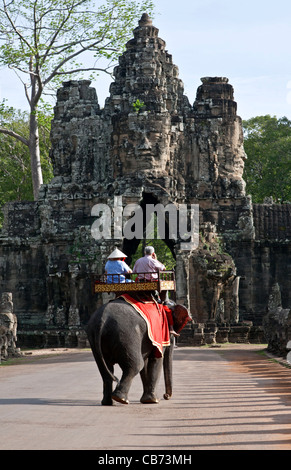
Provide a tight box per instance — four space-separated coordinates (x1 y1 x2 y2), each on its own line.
0 14 290 347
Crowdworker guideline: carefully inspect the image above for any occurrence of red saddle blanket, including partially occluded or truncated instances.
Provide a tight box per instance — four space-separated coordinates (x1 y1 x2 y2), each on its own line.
120 294 170 357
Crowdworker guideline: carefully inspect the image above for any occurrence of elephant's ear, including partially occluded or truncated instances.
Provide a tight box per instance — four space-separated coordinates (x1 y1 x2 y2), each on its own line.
173 305 192 333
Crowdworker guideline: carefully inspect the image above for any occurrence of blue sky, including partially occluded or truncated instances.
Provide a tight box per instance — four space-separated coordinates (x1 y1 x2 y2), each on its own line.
1 0 291 120
150 0 291 119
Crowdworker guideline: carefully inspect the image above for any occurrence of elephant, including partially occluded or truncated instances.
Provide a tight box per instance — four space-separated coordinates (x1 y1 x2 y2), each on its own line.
86 296 191 405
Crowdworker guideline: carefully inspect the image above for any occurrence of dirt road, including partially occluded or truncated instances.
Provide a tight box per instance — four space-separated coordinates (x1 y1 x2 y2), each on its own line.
1 344 291 451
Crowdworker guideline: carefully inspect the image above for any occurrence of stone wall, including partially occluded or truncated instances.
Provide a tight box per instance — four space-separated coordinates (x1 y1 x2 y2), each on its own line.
0 14 290 349
253 203 291 240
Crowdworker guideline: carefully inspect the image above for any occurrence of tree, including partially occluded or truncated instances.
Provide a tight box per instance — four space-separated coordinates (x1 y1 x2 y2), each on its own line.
243 115 291 203
0 0 154 199
0 101 53 224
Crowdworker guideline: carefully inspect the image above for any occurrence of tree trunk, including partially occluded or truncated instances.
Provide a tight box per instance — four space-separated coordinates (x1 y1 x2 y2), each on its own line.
29 108 43 200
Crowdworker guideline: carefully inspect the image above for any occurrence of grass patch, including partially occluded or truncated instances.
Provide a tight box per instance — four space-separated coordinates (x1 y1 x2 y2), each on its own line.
255 348 291 369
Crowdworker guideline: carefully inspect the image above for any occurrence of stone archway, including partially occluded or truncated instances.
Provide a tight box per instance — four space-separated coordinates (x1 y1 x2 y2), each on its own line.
122 191 177 265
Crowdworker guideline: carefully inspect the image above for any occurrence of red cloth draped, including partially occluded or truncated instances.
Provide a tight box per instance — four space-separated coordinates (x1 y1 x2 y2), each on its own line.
120 294 170 357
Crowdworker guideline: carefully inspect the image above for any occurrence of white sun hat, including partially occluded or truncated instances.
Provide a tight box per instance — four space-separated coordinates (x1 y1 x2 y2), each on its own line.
107 248 127 259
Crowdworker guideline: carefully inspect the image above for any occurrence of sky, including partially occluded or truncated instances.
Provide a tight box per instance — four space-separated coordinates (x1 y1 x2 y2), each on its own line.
0 0 291 120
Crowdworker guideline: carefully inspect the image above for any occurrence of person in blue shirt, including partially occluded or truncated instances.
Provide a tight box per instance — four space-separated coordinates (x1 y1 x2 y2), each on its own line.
105 248 132 283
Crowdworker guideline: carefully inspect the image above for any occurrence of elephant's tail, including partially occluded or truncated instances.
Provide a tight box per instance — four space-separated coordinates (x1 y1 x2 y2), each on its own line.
90 320 119 385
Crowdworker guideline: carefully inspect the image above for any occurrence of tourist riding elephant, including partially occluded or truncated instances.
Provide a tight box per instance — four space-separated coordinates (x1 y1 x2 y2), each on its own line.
86 297 191 405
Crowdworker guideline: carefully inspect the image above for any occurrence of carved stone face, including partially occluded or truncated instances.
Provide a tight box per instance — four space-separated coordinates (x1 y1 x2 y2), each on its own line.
133 124 171 163
112 112 172 177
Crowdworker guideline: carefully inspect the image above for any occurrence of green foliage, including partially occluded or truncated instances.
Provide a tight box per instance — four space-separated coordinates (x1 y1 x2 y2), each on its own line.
131 213 176 270
243 115 291 203
0 0 155 92
132 99 146 113
0 106 32 205
0 0 155 197
0 101 53 225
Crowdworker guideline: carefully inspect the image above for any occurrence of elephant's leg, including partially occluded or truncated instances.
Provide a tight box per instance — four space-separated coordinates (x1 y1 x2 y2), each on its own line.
88 339 114 406
112 359 143 405
102 364 114 406
112 369 133 404
140 354 163 404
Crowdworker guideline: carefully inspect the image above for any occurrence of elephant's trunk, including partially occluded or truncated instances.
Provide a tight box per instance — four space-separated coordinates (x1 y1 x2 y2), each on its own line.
163 336 174 399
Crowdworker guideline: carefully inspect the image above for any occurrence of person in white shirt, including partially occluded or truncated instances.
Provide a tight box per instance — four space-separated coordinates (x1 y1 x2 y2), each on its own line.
133 246 179 337
132 246 165 280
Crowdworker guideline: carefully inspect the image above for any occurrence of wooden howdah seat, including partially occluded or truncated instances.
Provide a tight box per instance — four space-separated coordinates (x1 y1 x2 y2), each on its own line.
94 270 176 294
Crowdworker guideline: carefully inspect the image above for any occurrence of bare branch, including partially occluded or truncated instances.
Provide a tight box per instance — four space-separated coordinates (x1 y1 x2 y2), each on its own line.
42 34 121 86
8 63 34 76
43 35 105 59
24 83 32 106
39 4 76 66
0 127 29 146
2 0 34 53
54 66 113 76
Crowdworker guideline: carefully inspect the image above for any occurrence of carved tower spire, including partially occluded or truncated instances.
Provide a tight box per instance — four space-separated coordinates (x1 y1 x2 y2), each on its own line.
107 14 188 182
